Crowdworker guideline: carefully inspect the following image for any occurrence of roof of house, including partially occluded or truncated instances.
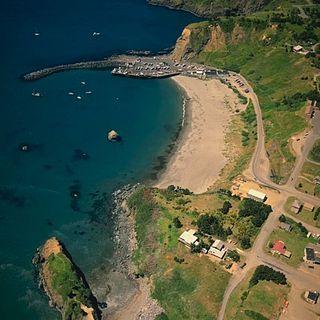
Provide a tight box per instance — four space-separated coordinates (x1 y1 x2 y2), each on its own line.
179 230 198 245
208 246 227 259
248 189 266 200
292 199 302 209
212 239 224 251
273 240 286 255
279 222 292 232
294 45 303 51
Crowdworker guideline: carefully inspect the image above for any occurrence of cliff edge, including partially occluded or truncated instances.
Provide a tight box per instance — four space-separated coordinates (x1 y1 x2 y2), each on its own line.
33 237 101 320
148 0 271 17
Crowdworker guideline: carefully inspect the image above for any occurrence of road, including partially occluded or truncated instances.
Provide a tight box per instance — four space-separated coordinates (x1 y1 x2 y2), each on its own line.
217 72 320 320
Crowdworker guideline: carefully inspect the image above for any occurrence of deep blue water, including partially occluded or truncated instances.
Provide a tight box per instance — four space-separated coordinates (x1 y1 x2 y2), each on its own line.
0 1 200 319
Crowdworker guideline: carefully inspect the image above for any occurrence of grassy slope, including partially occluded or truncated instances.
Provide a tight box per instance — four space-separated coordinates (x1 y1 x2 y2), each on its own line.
225 269 289 320
128 187 231 319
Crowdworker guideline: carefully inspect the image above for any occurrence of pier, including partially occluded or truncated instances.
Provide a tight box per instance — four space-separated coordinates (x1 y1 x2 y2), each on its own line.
23 54 228 81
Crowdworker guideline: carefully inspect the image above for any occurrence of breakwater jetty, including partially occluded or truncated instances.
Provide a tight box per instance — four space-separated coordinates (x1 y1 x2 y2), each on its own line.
24 53 228 81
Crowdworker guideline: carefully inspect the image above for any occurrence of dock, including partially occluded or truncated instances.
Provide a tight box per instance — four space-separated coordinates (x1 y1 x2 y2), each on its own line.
23 54 228 81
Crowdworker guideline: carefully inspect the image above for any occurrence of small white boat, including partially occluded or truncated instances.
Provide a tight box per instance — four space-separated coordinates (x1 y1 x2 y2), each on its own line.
32 91 41 97
76 96 82 100
81 81 86 85
68 92 75 96
116 97 119 101
92 32 101 36
34 32 40 36
85 91 92 95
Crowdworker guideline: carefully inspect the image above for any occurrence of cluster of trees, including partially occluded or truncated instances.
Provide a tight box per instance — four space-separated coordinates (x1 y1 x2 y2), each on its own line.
249 265 287 287
239 199 272 228
173 217 183 229
220 201 232 214
281 92 309 110
310 142 320 163
166 185 192 195
197 214 232 240
279 214 308 236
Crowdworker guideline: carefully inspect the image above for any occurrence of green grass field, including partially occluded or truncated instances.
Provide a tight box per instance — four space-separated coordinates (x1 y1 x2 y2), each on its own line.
267 228 314 267
225 269 289 320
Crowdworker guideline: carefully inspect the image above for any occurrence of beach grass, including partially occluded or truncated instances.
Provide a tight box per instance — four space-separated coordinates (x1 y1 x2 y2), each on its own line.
225 268 289 320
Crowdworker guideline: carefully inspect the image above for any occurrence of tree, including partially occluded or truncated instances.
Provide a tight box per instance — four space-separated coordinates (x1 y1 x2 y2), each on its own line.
221 201 232 214
249 265 287 287
227 250 240 262
173 217 183 228
240 236 251 249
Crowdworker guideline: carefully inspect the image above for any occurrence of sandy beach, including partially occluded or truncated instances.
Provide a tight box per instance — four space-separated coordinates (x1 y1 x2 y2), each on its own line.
156 75 239 194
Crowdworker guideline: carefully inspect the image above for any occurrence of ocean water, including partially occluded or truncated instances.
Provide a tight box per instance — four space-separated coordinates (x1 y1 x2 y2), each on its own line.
0 0 200 319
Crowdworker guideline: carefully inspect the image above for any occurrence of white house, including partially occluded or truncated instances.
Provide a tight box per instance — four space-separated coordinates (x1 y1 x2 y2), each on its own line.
208 239 227 259
247 189 266 202
179 229 199 247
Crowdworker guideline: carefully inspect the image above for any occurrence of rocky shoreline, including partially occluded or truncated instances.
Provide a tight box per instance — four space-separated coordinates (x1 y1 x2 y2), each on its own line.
104 184 164 320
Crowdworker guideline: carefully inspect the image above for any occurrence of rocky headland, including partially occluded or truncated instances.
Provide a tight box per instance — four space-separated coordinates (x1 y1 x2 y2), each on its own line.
33 237 101 320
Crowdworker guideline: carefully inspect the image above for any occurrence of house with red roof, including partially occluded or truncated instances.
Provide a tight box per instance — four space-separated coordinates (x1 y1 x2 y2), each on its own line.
271 240 292 258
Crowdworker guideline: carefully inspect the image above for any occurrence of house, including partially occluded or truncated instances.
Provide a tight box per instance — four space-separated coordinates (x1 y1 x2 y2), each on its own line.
179 229 199 248
272 240 292 258
247 189 266 202
208 239 227 259
304 246 320 265
279 222 292 232
304 202 315 212
304 291 319 304
291 199 302 214
293 45 303 52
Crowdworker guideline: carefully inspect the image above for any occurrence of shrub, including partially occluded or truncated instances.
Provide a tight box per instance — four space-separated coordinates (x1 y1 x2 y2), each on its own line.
173 217 183 229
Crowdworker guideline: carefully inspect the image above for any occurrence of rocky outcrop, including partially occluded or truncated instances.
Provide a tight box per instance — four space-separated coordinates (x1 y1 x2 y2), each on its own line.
33 237 101 320
148 0 272 17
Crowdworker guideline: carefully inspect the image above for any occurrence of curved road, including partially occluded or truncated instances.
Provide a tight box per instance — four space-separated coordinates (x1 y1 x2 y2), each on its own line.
217 72 320 320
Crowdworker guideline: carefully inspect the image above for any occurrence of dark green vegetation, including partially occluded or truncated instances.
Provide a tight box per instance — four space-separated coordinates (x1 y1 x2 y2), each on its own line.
249 265 287 287
48 253 97 320
148 0 271 17
225 266 289 320
309 139 320 163
34 238 100 320
127 187 231 319
177 3 320 183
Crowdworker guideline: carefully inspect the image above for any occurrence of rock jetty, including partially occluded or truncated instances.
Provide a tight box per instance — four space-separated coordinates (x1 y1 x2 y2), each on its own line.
33 237 101 320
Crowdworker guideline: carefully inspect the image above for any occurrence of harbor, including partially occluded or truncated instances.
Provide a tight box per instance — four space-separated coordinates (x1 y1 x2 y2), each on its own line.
23 54 228 81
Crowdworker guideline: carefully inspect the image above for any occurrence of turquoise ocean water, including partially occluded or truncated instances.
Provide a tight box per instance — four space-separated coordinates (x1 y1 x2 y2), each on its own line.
0 0 200 319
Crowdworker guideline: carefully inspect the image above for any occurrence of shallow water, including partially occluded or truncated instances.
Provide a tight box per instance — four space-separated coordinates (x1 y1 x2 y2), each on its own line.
0 0 200 318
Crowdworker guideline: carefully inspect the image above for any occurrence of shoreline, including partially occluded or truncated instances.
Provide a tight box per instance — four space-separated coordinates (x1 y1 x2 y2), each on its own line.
155 75 238 194
101 75 240 319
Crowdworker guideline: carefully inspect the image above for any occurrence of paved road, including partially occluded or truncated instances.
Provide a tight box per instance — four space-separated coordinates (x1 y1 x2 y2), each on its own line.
217 72 320 320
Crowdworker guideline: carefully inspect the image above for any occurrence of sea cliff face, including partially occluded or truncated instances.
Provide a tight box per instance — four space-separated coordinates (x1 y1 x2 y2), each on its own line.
148 0 271 17
33 237 101 320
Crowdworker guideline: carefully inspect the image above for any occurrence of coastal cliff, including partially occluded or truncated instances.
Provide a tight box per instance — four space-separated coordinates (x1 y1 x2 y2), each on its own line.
148 0 271 17
33 237 101 320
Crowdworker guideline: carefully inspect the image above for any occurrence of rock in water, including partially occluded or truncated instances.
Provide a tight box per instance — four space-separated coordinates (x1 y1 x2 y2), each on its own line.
32 237 101 320
107 130 120 142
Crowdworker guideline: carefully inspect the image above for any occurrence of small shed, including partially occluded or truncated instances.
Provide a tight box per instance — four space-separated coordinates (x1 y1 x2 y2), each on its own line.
293 45 303 52
247 189 266 202
279 222 292 232
304 291 319 304
304 202 315 212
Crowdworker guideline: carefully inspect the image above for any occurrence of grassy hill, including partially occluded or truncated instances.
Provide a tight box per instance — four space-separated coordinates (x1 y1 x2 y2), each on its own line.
173 4 320 183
